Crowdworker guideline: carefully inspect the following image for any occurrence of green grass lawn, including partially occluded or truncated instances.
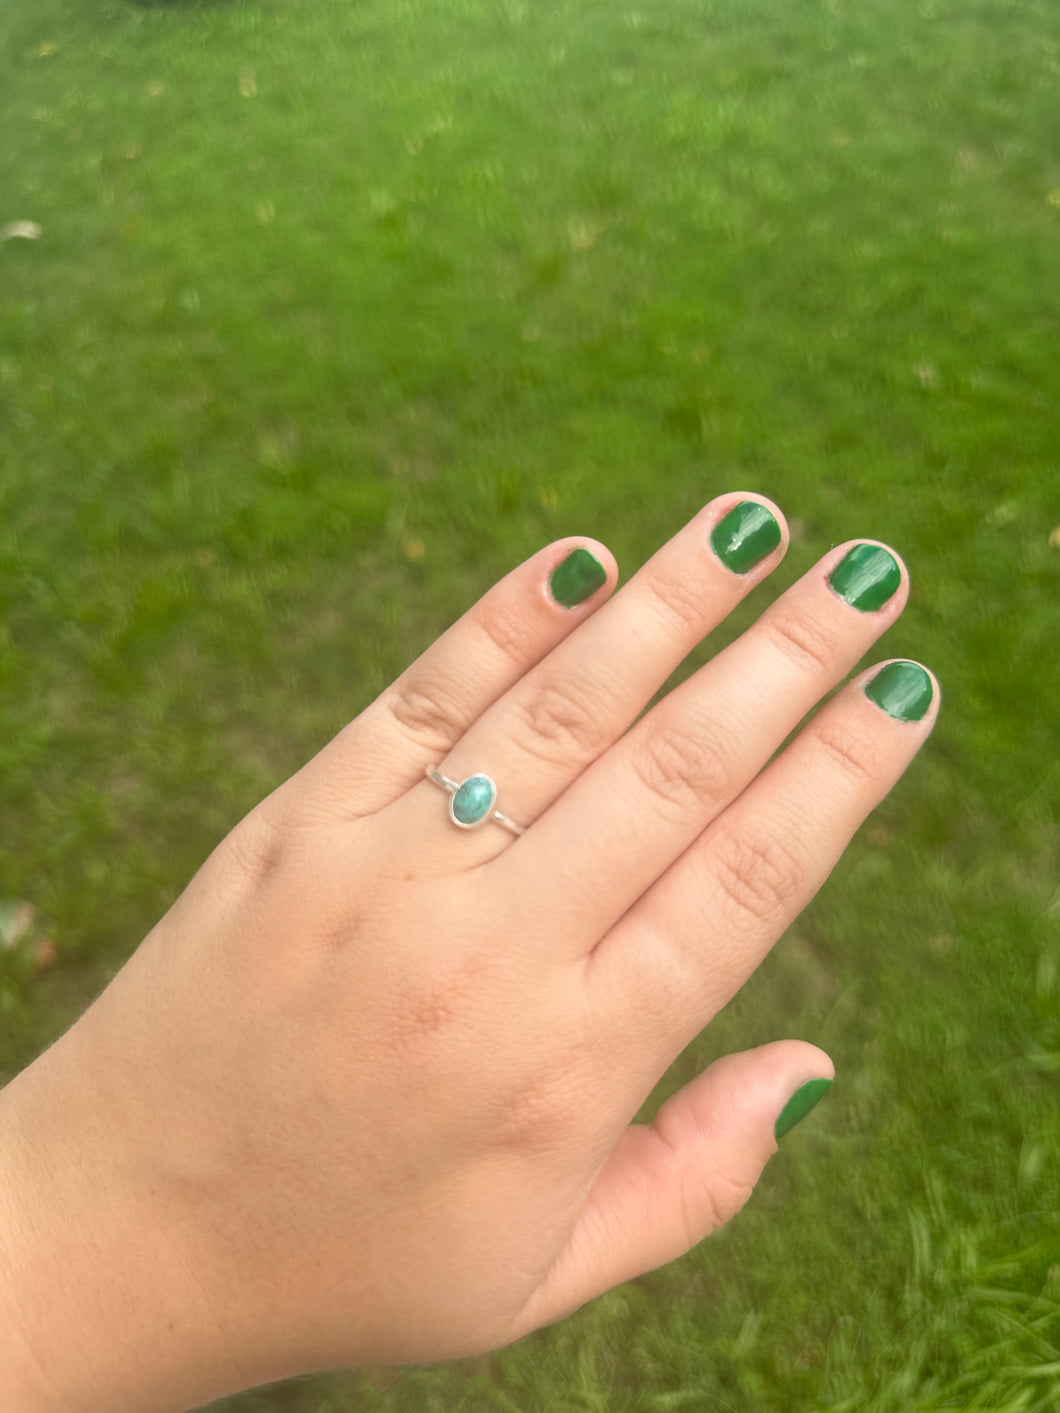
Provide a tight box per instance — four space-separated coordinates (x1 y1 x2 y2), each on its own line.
2 0 1058 1407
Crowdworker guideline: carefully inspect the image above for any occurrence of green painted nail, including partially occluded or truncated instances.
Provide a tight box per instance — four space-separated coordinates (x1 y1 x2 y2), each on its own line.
865 660 934 722
828 543 901 612
775 1078 832 1141
710 501 782 575
549 546 607 608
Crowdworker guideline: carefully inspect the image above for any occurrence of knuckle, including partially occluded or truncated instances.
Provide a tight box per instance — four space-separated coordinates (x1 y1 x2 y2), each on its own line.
491 1037 596 1156
709 826 806 928
640 568 710 638
700 1162 756 1231
673 1171 700 1256
629 717 734 822
493 1073 579 1156
650 1110 700 1253
319 905 371 960
653 1102 753 1246
471 593 540 666
512 676 610 764
814 715 883 782
224 810 286 888
386 673 469 750
765 606 839 678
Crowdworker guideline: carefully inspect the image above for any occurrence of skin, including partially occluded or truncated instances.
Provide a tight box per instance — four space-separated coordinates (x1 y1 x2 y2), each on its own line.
0 492 939 1413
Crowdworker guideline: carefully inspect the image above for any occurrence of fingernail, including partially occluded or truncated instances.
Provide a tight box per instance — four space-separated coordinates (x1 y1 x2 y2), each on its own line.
828 543 901 612
865 660 934 722
549 546 607 608
775 1078 832 1141
710 500 782 575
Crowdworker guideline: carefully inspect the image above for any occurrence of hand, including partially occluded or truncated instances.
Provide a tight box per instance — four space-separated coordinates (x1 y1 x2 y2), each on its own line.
0 493 938 1413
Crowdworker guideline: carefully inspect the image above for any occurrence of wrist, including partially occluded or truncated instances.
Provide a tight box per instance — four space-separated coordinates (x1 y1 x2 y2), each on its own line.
0 1068 75 1413
0 1280 58 1413
0 1014 240 1413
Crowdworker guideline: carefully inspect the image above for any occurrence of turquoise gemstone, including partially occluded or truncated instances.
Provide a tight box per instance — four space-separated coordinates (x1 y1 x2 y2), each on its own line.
451 774 496 828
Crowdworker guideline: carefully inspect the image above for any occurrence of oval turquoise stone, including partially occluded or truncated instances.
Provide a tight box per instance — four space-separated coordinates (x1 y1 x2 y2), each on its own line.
451 774 496 827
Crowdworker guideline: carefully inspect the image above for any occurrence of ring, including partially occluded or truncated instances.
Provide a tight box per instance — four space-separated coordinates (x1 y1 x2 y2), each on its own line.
425 765 527 836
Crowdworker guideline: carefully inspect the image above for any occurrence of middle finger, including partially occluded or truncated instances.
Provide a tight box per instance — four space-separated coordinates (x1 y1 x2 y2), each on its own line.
492 533 908 952
400 492 787 863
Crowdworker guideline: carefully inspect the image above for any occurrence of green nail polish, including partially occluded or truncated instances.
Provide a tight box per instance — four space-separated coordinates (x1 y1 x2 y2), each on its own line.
865 660 934 722
710 501 782 575
549 546 607 608
775 1078 832 1141
828 543 901 612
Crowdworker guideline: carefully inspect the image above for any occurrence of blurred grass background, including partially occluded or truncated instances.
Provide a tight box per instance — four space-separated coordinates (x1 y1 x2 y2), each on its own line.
1 0 1057 1408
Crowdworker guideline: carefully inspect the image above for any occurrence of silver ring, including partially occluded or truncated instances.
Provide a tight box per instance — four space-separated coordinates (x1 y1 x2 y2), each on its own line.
425 765 527 836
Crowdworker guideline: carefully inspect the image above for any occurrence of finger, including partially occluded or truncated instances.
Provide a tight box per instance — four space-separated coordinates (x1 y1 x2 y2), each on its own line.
494 538 909 953
589 659 940 1078
512 1041 834 1336
267 538 616 825
388 493 788 862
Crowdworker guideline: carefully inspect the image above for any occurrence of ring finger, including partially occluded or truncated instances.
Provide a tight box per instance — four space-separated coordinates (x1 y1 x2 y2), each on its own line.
391 492 789 862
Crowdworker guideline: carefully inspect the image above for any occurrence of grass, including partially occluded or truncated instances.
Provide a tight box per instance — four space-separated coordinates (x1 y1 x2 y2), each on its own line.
1 0 1058 1407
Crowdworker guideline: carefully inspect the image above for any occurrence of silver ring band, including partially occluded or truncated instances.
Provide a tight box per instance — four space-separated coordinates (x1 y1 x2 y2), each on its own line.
425 765 527 836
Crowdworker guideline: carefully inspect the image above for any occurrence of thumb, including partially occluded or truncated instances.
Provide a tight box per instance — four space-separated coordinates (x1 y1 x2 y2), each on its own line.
520 1040 833 1333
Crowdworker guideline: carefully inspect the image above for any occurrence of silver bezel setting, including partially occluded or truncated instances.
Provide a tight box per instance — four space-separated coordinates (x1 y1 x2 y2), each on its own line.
449 773 497 829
